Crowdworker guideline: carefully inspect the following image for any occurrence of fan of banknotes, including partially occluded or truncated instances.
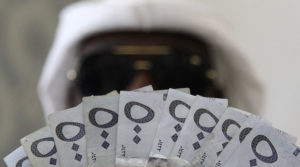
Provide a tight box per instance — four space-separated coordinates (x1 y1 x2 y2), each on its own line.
4 86 300 167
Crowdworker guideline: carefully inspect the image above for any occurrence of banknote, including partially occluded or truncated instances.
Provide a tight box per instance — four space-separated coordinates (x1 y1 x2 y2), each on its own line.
169 96 228 163
83 95 119 167
191 107 250 167
4 86 300 167
212 115 298 167
21 126 60 167
212 115 263 167
4 146 32 167
148 89 195 167
83 87 154 167
222 121 300 167
167 157 190 167
155 88 190 96
116 91 166 167
155 88 190 102
134 85 154 92
48 104 87 167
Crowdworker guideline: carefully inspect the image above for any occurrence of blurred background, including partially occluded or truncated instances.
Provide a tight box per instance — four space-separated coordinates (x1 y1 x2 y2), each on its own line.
0 0 78 166
1 0 300 166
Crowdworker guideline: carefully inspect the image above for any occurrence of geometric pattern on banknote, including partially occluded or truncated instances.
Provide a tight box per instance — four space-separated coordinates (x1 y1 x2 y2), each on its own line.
171 134 178 142
216 142 229 156
31 137 57 165
222 119 241 141
239 128 253 143
192 109 219 149
49 158 57 165
169 100 191 123
212 119 240 158
193 132 204 150
100 130 110 149
89 108 119 149
249 135 278 166
163 94 168 101
171 124 182 142
56 122 85 162
89 108 118 129
16 157 30 167
222 142 228 148
169 100 191 142
293 148 300 156
133 125 142 144
72 142 82 161
216 150 222 156
250 159 257 167
133 135 141 144
124 101 155 144
71 143 82 161
124 102 155 124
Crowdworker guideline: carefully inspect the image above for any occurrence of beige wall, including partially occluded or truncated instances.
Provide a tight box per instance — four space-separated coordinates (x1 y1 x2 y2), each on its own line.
200 0 300 145
0 0 77 166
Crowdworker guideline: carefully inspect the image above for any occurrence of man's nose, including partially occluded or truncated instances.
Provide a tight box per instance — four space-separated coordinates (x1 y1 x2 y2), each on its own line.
127 72 152 91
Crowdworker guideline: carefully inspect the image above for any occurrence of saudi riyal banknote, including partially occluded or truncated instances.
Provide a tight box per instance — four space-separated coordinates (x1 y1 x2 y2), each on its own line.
21 126 60 167
83 95 119 167
169 96 228 165
212 115 298 167
4 86 300 167
4 146 32 167
222 121 300 167
48 90 119 167
191 107 250 167
135 85 154 92
212 115 264 167
116 91 166 167
48 104 87 167
83 86 153 167
148 89 195 167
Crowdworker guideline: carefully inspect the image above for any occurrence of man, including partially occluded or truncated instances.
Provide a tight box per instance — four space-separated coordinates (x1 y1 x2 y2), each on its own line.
38 0 262 122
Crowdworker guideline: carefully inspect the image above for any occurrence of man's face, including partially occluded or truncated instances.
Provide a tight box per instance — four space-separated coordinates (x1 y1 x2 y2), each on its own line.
67 31 223 106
